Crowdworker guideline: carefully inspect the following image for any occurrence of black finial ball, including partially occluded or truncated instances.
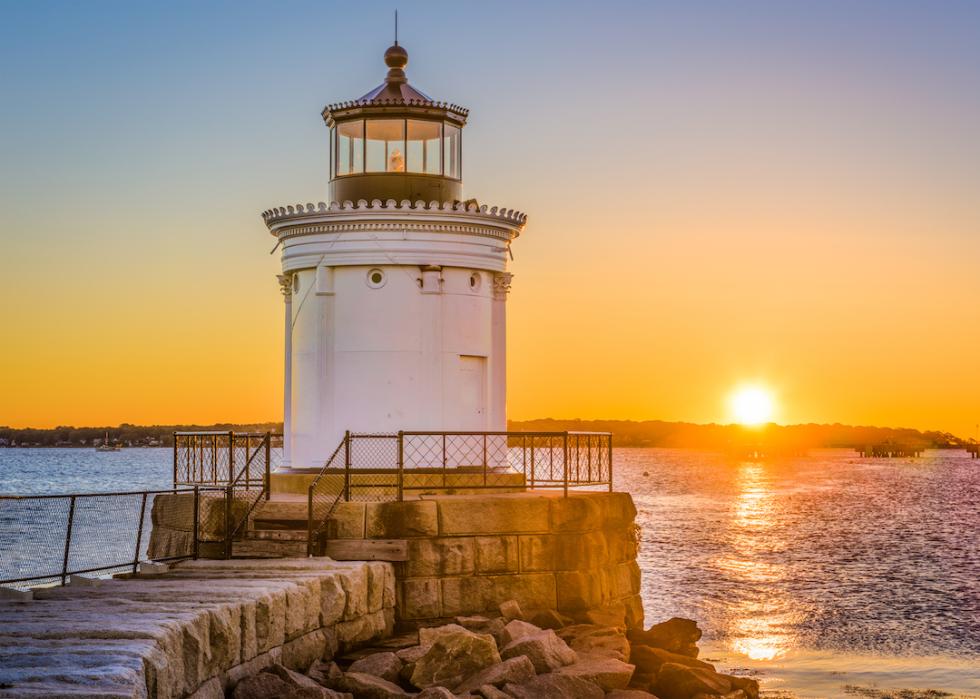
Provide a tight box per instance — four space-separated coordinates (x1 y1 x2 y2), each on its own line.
384 44 408 70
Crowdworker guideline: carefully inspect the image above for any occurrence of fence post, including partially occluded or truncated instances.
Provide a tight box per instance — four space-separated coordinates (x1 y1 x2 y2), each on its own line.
61 495 76 585
521 434 534 490
344 430 351 502
608 434 614 492
133 492 148 574
223 486 233 559
193 486 200 560
482 433 488 488
228 431 235 484
265 432 272 501
562 433 569 497
307 485 314 557
172 433 178 487
244 434 251 487
397 431 404 502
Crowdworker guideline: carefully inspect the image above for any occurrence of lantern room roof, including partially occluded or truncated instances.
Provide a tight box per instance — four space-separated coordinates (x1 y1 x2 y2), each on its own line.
322 43 469 128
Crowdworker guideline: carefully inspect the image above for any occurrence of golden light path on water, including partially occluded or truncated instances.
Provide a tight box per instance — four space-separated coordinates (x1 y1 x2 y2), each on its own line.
721 462 800 662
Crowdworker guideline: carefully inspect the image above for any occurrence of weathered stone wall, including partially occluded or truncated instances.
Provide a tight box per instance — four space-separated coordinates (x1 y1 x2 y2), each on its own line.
0 558 395 698
328 491 643 628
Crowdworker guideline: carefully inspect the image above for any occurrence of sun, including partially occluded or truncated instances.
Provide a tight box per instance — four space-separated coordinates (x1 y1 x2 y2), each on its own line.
730 386 774 426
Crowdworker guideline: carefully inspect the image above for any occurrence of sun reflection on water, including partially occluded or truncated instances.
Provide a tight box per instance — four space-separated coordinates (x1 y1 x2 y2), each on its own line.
721 460 800 661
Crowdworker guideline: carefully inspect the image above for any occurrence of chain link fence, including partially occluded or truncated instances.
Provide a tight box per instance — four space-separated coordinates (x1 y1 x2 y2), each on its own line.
0 488 222 589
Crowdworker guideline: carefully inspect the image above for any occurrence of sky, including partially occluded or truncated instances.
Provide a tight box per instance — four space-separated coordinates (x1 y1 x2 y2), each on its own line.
1 1 979 437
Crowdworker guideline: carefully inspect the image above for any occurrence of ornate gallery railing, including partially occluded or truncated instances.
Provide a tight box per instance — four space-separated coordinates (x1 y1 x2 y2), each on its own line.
306 430 612 554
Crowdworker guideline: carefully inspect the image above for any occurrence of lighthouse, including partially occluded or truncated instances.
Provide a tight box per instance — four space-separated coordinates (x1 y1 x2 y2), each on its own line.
262 43 526 468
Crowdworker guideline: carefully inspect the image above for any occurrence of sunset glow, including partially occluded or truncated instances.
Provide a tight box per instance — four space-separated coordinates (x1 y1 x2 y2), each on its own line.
1 4 980 436
731 387 775 426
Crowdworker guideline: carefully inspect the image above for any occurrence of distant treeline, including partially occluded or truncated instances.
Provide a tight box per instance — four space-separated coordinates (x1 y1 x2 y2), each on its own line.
0 423 283 448
0 419 970 450
506 419 972 449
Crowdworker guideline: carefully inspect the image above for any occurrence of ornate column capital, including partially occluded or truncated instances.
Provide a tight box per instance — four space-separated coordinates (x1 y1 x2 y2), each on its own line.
277 273 292 299
492 272 514 300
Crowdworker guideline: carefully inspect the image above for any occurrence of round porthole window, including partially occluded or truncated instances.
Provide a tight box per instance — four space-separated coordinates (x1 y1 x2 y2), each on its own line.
367 268 386 288
469 272 481 291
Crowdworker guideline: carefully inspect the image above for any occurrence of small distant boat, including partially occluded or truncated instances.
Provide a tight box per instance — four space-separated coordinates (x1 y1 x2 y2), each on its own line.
95 432 121 452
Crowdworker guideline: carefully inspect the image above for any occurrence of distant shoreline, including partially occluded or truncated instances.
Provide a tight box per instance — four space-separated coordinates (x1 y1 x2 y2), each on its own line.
0 419 971 450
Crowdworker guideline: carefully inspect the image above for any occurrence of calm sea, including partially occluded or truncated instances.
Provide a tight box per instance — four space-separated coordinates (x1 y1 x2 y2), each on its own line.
1 447 978 697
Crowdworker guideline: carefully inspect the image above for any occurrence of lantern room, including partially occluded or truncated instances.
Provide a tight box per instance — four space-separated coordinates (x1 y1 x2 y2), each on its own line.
323 43 467 204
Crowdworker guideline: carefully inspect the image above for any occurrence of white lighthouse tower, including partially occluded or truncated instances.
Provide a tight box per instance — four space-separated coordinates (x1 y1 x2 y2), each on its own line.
263 43 526 468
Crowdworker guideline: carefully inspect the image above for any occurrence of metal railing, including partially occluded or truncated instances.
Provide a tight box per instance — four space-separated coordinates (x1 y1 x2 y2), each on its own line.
173 431 282 489
0 487 219 588
306 430 612 555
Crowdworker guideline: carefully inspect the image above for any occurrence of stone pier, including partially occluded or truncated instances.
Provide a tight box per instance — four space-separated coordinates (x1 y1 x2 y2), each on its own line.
0 558 395 698
326 491 643 627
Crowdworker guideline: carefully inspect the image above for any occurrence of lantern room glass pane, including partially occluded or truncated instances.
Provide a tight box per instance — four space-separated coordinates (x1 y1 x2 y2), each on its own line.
366 119 406 173
406 120 442 174
335 121 364 176
443 123 460 179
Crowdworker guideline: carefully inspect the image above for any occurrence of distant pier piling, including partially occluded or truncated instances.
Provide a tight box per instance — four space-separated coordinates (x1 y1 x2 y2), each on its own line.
967 444 979 459
857 443 924 458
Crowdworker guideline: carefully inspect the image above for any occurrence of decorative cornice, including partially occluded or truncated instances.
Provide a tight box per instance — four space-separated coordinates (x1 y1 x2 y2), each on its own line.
261 199 527 227
492 272 514 300
276 221 513 242
325 97 468 115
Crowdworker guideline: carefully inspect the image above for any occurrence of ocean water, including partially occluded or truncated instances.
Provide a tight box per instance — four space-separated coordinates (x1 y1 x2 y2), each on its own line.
1 447 978 697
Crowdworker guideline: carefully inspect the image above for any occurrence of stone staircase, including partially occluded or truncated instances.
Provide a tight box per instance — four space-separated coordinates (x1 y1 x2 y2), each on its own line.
231 495 310 558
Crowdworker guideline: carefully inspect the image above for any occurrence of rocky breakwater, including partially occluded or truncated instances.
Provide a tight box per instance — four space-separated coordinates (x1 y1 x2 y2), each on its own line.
230 600 757 699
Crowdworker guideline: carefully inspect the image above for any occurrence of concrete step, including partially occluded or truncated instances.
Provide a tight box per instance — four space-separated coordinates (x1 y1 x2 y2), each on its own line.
231 538 307 558
246 529 308 542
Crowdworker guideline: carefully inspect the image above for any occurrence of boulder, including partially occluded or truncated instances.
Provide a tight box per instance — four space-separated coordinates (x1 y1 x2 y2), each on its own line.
395 645 428 663
499 599 524 621
500 619 542 647
347 652 403 683
628 618 702 658
607 691 662 699
456 615 507 646
530 609 573 630
264 664 336 694
693 692 747 699
410 628 502 689
629 672 658 692
501 629 577 673
630 645 714 675
308 660 344 689
728 676 760 699
419 623 470 647
233 673 328 699
454 656 536 694
474 685 512 699
557 624 631 661
416 688 456 699
503 673 604 699
554 656 635 691
654 663 731 699
340 671 411 699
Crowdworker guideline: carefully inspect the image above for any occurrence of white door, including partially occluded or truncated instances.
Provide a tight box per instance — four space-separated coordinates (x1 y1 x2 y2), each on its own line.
458 355 486 431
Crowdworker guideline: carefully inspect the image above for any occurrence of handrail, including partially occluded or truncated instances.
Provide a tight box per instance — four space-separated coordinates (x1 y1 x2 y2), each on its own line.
223 432 274 557
306 434 350 556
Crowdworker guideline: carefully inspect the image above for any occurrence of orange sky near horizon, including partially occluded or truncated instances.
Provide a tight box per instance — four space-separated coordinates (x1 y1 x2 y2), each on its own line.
1 3 979 438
